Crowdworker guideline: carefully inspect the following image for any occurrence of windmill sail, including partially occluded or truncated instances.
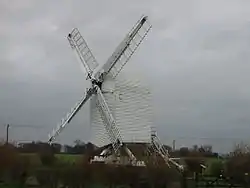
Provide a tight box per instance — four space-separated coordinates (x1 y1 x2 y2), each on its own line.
95 15 152 80
68 28 99 79
48 88 93 143
95 85 123 153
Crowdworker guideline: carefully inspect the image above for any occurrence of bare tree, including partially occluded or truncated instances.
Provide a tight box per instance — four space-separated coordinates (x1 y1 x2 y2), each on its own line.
74 139 84 146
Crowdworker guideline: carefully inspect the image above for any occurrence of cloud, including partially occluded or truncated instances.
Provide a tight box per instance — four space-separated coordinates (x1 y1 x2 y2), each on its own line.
1 0 250 151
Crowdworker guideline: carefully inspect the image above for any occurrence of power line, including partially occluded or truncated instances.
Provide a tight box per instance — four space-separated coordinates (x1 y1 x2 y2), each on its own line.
9 125 43 129
2 124 43 144
165 136 250 141
183 137 245 140
1 124 43 129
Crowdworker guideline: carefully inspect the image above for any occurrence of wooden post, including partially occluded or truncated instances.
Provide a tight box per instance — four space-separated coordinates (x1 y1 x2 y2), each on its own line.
181 170 187 188
6 124 9 144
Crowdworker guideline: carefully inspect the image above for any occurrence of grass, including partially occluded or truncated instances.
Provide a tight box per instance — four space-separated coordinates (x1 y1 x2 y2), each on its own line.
0 182 21 188
19 153 82 166
55 153 82 164
19 153 42 166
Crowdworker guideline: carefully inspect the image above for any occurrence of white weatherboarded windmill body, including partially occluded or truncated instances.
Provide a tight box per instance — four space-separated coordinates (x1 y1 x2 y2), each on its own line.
48 15 183 170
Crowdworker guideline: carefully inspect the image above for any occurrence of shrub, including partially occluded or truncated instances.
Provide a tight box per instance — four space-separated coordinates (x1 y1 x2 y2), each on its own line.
38 146 56 166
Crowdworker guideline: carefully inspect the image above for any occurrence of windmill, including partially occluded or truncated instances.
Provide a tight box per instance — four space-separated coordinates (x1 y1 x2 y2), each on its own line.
48 15 183 170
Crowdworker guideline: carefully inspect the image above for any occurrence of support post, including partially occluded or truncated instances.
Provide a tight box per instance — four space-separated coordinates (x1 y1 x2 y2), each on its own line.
181 170 187 188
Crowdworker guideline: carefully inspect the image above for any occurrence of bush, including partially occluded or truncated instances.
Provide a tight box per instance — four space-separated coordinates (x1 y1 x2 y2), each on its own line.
225 143 250 183
225 154 250 183
0 144 27 183
38 147 56 166
0 144 19 169
184 151 204 173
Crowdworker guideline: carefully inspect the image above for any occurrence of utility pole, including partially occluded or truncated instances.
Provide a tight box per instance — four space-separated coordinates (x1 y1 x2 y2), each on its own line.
6 124 10 144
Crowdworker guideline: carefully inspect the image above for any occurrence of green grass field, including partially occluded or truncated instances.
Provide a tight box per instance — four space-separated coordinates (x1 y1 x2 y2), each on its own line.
0 183 19 188
20 153 82 166
55 153 82 164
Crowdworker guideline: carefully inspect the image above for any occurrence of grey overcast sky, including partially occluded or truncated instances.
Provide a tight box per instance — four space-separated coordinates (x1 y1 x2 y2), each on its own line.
1 0 250 151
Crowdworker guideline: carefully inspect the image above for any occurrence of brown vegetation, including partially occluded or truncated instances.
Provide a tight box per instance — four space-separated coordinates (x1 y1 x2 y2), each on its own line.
0 141 249 187
224 143 250 184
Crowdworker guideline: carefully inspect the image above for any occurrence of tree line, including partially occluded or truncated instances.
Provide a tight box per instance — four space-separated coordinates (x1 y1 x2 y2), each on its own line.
16 140 97 154
15 139 218 156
